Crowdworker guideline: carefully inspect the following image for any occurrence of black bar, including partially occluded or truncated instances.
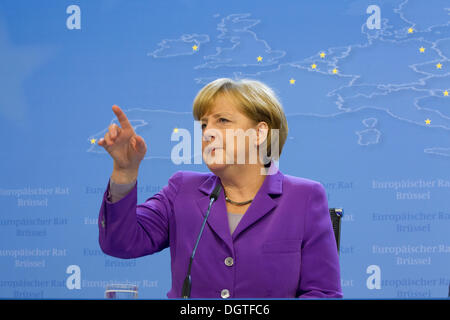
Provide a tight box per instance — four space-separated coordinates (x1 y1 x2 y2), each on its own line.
0 298 447 318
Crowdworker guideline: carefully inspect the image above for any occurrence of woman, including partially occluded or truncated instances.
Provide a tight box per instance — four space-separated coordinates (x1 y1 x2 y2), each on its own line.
97 78 342 298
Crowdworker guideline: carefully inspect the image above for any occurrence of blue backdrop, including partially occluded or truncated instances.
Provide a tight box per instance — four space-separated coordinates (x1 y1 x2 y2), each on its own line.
0 0 449 299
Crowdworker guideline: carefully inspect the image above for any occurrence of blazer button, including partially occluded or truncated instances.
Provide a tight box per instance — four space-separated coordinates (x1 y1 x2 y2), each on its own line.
224 257 234 267
221 289 230 299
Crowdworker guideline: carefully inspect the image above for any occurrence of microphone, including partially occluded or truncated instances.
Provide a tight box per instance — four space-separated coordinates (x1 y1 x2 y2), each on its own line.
181 184 222 298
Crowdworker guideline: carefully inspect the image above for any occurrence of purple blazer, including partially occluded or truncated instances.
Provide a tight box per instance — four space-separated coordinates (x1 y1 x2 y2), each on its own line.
98 163 343 298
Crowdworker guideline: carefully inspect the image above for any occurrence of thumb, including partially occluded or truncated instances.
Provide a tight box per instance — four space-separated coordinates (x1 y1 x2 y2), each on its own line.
133 135 146 154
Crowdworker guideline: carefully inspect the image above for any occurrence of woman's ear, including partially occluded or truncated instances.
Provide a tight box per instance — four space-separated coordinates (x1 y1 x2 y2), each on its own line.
255 122 269 147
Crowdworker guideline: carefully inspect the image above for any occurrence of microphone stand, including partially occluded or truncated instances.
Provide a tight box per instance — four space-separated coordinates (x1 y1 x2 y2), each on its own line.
181 185 222 298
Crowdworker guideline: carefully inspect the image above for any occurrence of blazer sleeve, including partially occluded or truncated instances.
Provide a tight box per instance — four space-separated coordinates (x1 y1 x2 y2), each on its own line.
98 170 183 259
296 182 343 298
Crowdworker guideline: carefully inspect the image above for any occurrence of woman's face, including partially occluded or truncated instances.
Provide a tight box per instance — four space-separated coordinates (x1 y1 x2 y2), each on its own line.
200 94 268 172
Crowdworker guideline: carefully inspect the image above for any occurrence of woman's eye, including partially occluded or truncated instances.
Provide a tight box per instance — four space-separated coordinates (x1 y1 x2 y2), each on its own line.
201 119 228 129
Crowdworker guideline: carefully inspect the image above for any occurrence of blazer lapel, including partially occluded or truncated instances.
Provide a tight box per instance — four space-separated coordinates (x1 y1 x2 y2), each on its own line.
196 174 234 252
196 164 284 247
231 169 283 240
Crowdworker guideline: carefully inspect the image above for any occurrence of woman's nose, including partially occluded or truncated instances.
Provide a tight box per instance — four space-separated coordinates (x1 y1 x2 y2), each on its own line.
203 126 218 142
203 130 213 142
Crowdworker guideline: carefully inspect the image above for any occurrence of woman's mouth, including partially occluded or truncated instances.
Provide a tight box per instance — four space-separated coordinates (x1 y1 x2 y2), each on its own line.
208 146 222 153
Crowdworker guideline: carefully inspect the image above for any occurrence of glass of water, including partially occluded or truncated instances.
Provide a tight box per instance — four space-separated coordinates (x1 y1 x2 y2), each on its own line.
105 284 138 299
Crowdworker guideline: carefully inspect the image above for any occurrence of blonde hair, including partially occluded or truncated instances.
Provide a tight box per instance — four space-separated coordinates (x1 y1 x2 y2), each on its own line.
192 78 288 166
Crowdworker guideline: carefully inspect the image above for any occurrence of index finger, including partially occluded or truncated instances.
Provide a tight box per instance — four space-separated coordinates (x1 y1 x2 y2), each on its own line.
112 105 133 130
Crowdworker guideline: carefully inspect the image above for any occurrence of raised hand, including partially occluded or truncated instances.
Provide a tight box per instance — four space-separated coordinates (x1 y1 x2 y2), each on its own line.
98 105 147 183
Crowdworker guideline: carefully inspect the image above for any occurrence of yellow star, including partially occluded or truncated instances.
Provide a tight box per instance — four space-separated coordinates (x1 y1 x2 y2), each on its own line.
289 78 296 84
257 56 263 62
436 63 443 69
408 27 414 34
419 47 425 53
173 128 179 133
90 138 96 144
425 119 431 125
444 90 449 96
332 68 338 74
320 52 326 58
192 45 198 51
311 63 317 69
